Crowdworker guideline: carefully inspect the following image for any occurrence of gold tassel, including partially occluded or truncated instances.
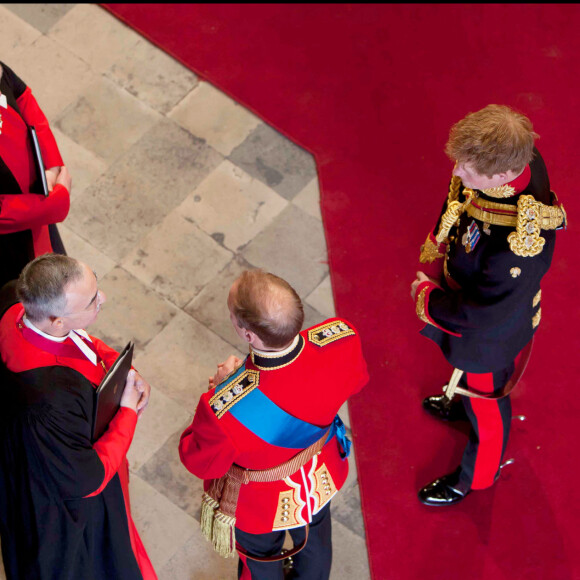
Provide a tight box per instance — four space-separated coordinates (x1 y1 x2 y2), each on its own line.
200 493 219 542
212 509 237 558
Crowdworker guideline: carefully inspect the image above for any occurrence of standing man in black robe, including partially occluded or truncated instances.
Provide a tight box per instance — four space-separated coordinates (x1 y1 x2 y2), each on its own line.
0 62 71 287
0 254 157 579
411 105 566 506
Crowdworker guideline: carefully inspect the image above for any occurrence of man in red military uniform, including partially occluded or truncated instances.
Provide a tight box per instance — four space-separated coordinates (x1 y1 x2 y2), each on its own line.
179 269 368 579
411 105 566 506
0 254 157 579
0 62 71 288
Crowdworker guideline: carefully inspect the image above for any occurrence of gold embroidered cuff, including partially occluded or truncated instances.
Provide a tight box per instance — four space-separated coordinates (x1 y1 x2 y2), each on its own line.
416 287 430 324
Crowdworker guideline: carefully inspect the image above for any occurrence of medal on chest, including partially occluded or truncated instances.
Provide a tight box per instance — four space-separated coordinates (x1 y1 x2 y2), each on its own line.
461 220 481 253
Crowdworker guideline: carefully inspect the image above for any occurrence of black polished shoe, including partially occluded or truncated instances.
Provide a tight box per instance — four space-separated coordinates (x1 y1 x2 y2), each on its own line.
422 394 468 421
418 470 471 506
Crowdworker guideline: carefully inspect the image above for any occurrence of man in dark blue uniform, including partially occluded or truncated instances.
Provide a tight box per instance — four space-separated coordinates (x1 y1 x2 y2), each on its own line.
411 105 566 506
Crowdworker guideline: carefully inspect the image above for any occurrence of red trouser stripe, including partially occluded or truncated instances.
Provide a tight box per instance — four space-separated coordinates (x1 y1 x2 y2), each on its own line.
238 553 251 579
466 372 504 490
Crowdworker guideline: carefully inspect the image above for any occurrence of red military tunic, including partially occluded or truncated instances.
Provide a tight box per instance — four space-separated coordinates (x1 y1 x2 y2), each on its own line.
179 318 369 534
0 300 157 580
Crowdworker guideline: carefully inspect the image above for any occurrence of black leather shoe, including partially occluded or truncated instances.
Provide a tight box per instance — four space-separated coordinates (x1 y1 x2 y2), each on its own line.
418 470 471 506
422 394 468 421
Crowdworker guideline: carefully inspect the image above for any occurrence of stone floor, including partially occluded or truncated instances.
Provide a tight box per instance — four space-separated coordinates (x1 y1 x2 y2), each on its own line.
0 4 370 580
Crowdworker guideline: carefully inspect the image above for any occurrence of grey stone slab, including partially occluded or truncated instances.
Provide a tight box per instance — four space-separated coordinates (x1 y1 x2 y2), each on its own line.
133 311 245 411
331 481 366 540
8 34 94 122
330 518 370 580
87 266 178 353
293 176 322 221
122 210 233 309
128 474 197 573
305 273 336 319
65 118 223 262
178 159 288 253
49 4 141 74
0 5 41 59
50 127 109 199
185 254 256 350
3 3 75 34
107 37 199 116
55 76 161 164
303 301 328 332
169 81 261 157
138 429 202 520
58 225 116 279
229 123 318 201
128 389 192 473
159 526 238 580
240 204 329 298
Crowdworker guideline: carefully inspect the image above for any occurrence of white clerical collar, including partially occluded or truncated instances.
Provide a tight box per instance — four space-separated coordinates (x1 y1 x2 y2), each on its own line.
251 334 300 357
22 316 97 365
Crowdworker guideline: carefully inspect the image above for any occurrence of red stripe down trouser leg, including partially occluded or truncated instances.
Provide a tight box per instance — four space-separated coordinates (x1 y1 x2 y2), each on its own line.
459 365 513 490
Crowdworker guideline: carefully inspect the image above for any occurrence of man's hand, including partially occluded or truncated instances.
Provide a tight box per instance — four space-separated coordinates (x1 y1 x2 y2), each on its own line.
208 355 243 390
120 370 151 418
411 271 434 300
133 372 151 418
45 166 60 192
54 165 72 194
120 370 141 413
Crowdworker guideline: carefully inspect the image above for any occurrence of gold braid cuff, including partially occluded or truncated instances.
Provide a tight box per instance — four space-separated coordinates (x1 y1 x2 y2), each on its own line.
416 287 430 324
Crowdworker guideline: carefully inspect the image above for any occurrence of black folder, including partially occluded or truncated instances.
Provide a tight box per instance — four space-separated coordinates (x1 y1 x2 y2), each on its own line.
92 342 134 441
28 126 49 197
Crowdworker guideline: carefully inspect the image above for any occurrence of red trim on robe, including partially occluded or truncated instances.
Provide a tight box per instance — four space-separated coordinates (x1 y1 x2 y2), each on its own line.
16 87 64 169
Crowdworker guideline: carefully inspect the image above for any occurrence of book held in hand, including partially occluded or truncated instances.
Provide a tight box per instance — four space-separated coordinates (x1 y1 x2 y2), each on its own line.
92 342 134 441
28 126 49 197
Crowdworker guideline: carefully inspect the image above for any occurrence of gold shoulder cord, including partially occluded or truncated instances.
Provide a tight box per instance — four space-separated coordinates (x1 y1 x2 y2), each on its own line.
435 176 476 244
507 195 546 257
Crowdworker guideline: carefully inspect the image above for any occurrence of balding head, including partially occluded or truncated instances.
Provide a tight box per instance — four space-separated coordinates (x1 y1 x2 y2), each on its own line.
228 270 304 349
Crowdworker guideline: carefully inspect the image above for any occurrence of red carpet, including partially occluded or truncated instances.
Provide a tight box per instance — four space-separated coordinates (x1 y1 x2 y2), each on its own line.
103 5 580 578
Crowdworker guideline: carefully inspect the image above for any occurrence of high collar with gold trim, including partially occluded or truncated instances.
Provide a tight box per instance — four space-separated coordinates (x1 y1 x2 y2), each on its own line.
250 334 305 370
480 164 531 199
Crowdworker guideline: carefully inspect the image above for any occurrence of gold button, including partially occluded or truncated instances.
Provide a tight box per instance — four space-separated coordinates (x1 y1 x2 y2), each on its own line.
282 498 289 503
283 510 289 516
282 517 288 522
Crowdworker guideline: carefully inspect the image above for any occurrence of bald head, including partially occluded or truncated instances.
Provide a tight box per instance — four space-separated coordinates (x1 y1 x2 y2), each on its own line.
228 270 304 349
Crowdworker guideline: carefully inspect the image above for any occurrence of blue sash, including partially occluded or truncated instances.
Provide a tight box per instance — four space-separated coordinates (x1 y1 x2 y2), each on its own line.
215 364 351 457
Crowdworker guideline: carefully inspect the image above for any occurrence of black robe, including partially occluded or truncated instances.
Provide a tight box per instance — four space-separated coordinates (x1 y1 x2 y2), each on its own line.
0 287 155 579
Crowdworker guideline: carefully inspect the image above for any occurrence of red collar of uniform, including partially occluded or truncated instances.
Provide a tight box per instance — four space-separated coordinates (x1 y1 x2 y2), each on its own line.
507 164 531 194
16 308 98 361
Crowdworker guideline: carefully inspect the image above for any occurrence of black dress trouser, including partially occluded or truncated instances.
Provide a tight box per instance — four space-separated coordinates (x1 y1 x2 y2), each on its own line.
236 502 332 580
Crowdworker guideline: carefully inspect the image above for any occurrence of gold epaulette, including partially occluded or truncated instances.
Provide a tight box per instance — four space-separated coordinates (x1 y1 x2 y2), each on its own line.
308 320 355 346
419 234 444 264
466 194 566 230
208 368 260 419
